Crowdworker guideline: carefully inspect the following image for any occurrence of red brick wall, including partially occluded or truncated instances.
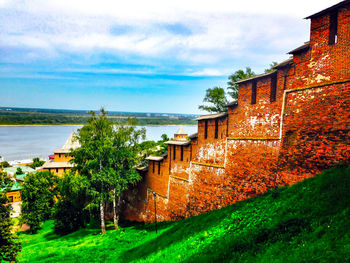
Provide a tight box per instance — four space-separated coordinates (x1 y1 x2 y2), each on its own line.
228 72 283 138
192 139 226 165
278 82 350 184
197 117 228 145
146 157 170 198
122 3 350 223
168 177 190 220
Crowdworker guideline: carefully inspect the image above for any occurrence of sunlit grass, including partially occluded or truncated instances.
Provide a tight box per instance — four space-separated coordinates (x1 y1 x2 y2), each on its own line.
19 165 350 262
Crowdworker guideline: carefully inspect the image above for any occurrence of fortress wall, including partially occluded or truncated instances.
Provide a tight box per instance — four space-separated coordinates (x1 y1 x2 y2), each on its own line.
187 164 227 215
142 190 170 222
146 158 170 198
192 139 226 165
167 177 190 220
278 82 350 184
122 2 350 223
197 117 228 145
228 72 284 138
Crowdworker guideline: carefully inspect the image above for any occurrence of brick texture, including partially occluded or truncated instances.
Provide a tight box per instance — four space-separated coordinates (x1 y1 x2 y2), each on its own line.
121 2 350 222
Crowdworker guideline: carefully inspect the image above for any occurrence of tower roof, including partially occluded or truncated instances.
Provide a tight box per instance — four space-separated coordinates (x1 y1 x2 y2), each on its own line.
54 131 80 153
305 0 350 19
175 126 187 135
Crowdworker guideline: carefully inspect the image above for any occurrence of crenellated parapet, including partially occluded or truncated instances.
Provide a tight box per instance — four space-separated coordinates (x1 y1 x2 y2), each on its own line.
122 1 350 222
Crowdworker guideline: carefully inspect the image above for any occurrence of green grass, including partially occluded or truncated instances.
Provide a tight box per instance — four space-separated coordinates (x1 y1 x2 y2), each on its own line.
18 165 350 262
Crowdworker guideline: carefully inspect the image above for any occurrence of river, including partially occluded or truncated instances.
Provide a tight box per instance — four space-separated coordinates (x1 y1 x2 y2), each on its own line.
0 125 197 161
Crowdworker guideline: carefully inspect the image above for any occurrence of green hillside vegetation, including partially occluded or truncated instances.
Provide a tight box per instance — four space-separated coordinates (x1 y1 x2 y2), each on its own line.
0 109 197 125
18 165 350 262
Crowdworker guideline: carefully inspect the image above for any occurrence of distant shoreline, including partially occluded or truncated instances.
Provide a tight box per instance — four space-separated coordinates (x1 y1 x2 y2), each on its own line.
0 124 197 127
0 124 84 127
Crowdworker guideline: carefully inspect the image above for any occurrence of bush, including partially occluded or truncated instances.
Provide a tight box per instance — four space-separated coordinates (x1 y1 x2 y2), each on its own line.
30 158 45 169
0 171 21 262
53 172 89 235
21 171 58 233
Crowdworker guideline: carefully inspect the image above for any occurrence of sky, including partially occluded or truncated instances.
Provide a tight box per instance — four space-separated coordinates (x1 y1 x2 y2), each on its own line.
0 0 341 114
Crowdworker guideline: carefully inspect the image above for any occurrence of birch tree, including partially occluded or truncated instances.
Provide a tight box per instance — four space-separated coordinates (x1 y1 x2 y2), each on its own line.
111 119 145 229
71 109 145 233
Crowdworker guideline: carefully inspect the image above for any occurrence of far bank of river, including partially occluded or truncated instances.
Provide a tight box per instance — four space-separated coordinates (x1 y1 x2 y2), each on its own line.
0 125 197 161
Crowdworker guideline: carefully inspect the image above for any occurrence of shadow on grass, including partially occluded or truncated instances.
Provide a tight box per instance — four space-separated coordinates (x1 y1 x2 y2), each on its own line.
120 166 350 263
44 227 101 241
119 205 236 263
120 218 176 232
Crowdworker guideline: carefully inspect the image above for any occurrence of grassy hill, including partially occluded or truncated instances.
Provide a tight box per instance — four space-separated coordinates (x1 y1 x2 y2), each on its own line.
18 165 350 262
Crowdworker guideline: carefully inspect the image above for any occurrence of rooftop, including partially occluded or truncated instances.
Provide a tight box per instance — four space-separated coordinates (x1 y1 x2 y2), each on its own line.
135 166 148 172
15 174 27 182
188 132 198 139
274 58 293 69
166 140 191 146
54 131 80 154
288 42 310 55
175 126 187 135
305 0 350 19
195 112 228 121
42 160 74 169
235 70 277 84
146 153 168 161
1 181 22 193
225 99 238 107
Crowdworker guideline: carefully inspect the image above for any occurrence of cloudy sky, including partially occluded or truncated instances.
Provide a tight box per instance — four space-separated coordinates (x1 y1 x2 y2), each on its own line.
0 0 340 114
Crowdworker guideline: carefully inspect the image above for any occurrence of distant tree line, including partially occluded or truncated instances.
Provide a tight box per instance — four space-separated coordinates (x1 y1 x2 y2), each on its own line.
0 111 196 126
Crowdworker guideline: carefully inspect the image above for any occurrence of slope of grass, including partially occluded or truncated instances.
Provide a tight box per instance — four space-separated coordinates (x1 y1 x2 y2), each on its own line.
18 165 350 262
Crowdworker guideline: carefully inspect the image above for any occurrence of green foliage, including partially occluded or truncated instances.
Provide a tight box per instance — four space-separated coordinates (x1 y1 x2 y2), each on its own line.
155 134 169 155
18 166 350 262
71 108 146 233
0 109 196 126
198 86 228 113
161 134 169 142
30 158 45 169
0 161 10 168
227 67 255 99
53 172 89 235
139 133 169 164
112 117 146 194
15 167 23 176
0 171 21 262
265 61 278 73
20 171 58 234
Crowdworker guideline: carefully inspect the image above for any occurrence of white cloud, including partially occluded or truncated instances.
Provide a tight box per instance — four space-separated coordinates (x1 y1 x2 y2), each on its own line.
0 0 342 71
186 68 228 77
6 0 340 20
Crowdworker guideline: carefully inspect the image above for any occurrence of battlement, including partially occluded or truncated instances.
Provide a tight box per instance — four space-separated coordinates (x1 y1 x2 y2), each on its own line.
122 1 350 222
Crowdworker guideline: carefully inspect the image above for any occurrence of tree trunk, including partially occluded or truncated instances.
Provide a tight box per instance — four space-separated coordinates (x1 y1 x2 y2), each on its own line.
100 201 106 234
113 189 120 230
99 159 106 234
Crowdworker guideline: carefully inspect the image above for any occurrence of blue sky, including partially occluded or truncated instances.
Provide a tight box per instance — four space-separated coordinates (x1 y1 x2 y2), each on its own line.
0 0 340 114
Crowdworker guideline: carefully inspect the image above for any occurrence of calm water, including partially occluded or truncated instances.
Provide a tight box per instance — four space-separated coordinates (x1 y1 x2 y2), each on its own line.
0 125 197 161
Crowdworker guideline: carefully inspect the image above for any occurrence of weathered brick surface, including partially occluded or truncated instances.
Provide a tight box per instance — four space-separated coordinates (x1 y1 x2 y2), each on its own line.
278 82 350 183
192 139 226 165
122 3 350 222
168 177 190 220
228 73 283 138
146 157 170 198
